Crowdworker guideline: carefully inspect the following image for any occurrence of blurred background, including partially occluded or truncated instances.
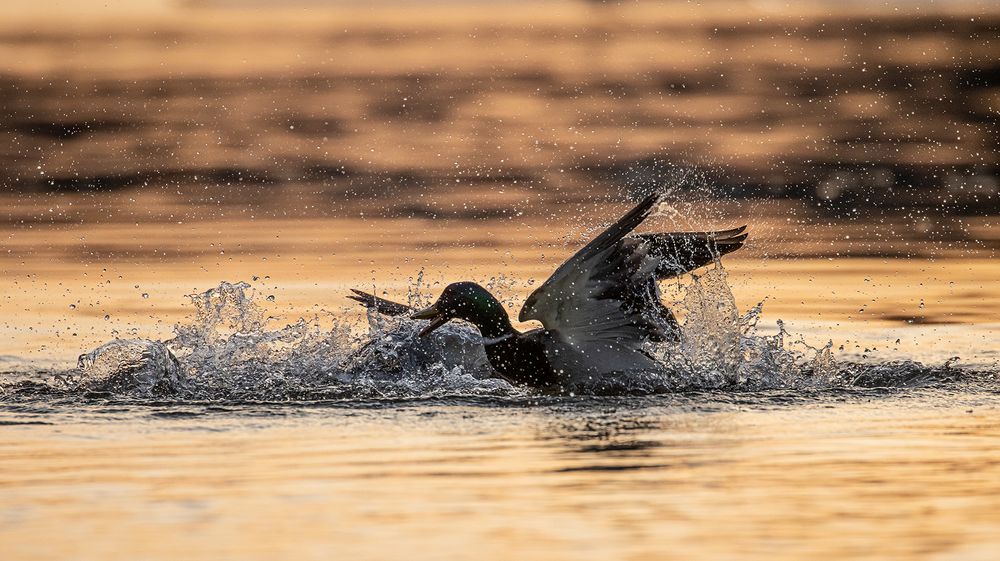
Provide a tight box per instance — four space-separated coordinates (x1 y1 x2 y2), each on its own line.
0 0 998 361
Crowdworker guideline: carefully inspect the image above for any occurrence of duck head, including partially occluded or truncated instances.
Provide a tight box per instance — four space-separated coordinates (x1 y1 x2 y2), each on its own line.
410 282 511 337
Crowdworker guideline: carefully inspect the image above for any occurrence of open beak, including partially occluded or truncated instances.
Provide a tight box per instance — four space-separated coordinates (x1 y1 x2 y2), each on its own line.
410 304 448 337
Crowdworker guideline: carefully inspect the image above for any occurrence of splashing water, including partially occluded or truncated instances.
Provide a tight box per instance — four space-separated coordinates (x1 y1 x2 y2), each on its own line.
653 265 836 391
75 339 186 395
0 267 982 402
153 281 509 400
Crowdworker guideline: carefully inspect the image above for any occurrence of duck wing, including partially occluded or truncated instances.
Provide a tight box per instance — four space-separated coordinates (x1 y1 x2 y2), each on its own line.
347 289 411 316
518 194 748 379
518 193 668 378
633 226 747 280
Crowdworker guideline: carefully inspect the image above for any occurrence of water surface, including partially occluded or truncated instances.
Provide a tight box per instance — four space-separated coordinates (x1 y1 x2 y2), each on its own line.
4 389 1000 561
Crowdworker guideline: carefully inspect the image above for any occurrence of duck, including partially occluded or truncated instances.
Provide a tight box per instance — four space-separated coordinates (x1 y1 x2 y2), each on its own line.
348 193 747 390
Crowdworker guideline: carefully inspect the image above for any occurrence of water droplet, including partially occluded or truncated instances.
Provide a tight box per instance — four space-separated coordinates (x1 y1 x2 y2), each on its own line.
141 293 149 299
266 295 275 302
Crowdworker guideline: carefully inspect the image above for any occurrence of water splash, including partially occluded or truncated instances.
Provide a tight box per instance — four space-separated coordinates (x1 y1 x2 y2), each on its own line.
75 339 185 396
0 268 983 402
661 265 836 390
60 281 513 400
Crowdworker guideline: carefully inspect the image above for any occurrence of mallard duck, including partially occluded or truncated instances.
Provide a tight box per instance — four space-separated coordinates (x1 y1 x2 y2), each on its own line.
349 194 747 389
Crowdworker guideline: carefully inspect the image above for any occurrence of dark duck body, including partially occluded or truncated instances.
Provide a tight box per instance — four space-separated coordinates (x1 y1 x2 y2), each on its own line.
349 193 748 390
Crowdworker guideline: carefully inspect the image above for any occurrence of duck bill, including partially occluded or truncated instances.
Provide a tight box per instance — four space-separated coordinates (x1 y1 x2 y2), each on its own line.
411 305 447 337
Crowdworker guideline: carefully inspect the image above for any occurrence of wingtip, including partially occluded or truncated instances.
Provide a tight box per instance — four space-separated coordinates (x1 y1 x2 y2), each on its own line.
644 190 666 211
348 288 376 306
712 225 748 239
630 191 666 223
717 233 748 247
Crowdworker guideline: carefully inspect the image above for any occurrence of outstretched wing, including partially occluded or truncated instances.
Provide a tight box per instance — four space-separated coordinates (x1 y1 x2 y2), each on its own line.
347 289 411 316
518 193 667 377
518 194 747 379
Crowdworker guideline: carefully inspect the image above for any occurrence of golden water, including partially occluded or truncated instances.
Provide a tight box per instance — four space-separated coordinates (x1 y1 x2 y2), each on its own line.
2 204 999 560
3 394 1000 561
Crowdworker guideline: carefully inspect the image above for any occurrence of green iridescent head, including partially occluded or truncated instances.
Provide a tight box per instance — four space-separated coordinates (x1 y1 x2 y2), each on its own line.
410 282 510 337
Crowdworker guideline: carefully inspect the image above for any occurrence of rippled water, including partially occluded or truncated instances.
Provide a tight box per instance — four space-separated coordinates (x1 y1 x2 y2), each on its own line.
1 188 997 560
4 389 1000 561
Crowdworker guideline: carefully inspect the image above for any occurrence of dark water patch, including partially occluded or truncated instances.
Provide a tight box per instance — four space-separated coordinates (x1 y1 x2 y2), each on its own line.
960 65 1000 90
365 76 469 122
8 119 132 140
67 245 208 262
280 115 347 137
37 167 279 192
881 314 962 326
655 71 731 95
451 169 536 185
147 410 208 419
390 204 517 221
575 440 662 454
299 162 357 180
409 239 503 251
704 13 997 39
3 382 999 422
581 157 1000 217
41 173 147 192
1 366 991 409
554 463 670 473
